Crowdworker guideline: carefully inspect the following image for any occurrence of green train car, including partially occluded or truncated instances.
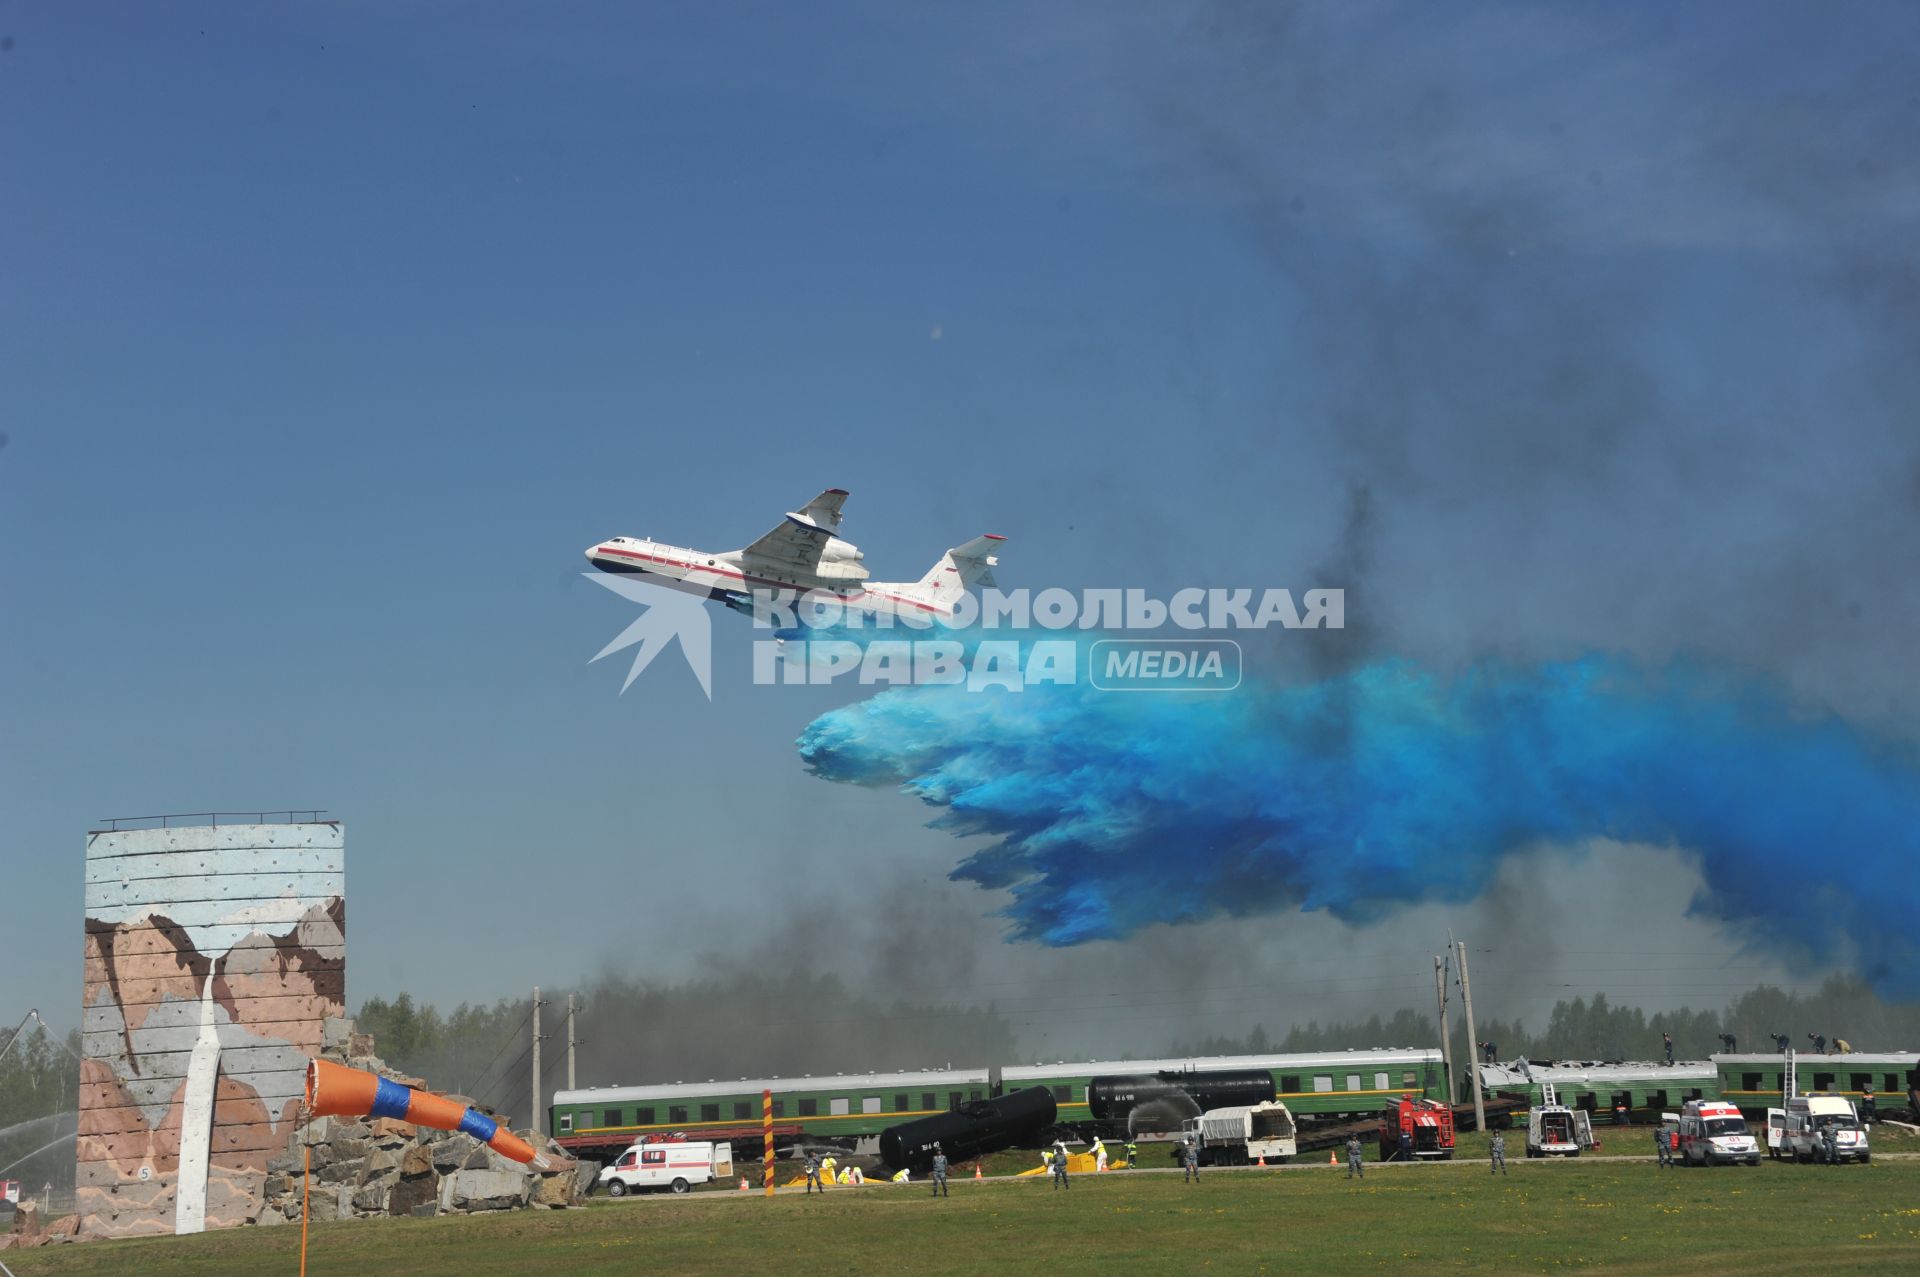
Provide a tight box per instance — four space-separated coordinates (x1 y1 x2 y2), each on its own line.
550 1048 1446 1162
1714 1052 1918 1116
1475 1059 1720 1119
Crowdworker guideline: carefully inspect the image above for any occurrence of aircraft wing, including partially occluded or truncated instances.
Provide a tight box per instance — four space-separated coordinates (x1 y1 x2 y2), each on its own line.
740 489 848 570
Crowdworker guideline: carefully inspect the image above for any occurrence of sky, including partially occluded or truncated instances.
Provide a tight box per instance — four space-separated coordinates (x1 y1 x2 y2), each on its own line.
3 1 1917 1060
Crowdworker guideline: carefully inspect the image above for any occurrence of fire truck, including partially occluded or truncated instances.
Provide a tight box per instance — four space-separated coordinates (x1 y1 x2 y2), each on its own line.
1378 1094 1455 1160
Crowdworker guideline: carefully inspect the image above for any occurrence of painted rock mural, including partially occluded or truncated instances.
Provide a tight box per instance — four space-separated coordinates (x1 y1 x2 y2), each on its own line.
78 821 344 1238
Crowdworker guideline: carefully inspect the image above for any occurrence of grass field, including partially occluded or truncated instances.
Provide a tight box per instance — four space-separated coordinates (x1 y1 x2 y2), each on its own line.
6 1156 1918 1276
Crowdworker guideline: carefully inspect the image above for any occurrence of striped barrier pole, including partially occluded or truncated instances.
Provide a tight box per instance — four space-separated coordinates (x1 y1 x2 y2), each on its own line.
763 1088 775 1197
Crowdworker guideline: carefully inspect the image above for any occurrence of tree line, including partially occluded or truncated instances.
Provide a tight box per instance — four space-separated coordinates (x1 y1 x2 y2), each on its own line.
0 1019 81 1193
1173 975 1920 1062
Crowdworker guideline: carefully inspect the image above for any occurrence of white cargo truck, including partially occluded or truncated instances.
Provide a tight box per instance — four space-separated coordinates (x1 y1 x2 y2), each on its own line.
1182 1100 1297 1165
599 1140 733 1195
1525 1082 1595 1158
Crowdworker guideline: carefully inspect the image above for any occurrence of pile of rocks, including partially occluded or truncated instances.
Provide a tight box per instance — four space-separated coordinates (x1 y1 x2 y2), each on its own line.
1 1203 84 1252
252 1017 595 1224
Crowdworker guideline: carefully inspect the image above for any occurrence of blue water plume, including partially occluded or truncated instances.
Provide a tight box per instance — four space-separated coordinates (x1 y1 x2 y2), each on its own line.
796 654 1920 997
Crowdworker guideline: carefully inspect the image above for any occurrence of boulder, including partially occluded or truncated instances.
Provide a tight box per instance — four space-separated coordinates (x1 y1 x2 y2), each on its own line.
529 1173 577 1209
440 1169 528 1213
387 1174 438 1218
364 1146 402 1178
352 1180 393 1214
256 1207 288 1228
431 1141 470 1173
317 1159 360 1186
400 1144 436 1177
368 1118 417 1142
329 1136 374 1165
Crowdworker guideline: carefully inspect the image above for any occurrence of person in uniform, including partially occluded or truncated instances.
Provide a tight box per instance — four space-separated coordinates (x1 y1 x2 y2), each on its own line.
1094 1138 1108 1173
930 1145 949 1198
1718 1032 1737 1053
1396 1129 1412 1162
1124 1140 1138 1169
1181 1138 1200 1183
1821 1123 1839 1165
1861 1085 1876 1125
1662 1032 1674 1065
1050 1147 1070 1190
1490 1130 1507 1175
1346 1134 1365 1180
1479 1040 1498 1064
1808 1032 1826 1055
1833 1037 1853 1054
1771 1032 1791 1053
804 1152 823 1194
1654 1122 1671 1167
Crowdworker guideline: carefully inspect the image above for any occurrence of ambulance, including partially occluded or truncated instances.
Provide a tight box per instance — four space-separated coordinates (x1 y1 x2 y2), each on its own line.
598 1140 732 1196
1676 1099 1759 1166
1782 1094 1869 1164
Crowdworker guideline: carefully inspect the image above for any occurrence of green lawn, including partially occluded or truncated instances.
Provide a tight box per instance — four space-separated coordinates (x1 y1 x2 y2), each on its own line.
7 1157 1918 1276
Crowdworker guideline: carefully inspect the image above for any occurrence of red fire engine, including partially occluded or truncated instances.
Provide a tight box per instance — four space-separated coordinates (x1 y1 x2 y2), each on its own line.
1379 1094 1456 1161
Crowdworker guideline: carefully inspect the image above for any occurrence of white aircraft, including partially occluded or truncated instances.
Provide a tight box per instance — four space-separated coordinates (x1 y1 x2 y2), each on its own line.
584 489 1005 623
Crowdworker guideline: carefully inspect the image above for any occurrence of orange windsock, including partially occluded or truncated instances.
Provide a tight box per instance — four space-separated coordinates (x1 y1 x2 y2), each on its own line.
304 1059 548 1168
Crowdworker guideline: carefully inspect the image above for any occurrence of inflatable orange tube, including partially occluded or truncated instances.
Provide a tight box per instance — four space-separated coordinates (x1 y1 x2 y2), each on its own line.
306 1059 546 1167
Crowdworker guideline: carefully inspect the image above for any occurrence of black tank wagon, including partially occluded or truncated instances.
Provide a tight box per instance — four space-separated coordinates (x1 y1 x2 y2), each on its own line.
878 1086 1058 1172
1087 1068 1278 1128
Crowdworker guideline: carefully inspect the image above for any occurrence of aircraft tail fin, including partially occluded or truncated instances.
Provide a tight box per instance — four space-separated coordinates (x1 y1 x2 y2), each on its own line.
912 534 1005 607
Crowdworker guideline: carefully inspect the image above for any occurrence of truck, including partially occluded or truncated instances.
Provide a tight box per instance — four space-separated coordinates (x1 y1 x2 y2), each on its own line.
1523 1080 1595 1158
1676 1099 1759 1166
1181 1100 1297 1165
1378 1095 1455 1161
598 1140 733 1196
1525 1103 1595 1157
1782 1094 1869 1164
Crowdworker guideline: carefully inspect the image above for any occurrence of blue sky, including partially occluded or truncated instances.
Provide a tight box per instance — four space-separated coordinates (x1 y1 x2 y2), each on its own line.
4 2 1916 1044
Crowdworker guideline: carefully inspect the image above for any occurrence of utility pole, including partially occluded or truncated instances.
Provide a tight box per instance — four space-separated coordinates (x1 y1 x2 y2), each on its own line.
1456 940 1486 1134
1433 955 1455 1105
531 987 544 1138
566 994 577 1092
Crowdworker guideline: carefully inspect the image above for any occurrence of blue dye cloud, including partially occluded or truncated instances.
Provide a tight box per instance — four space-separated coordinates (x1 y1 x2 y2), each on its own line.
797 654 1920 998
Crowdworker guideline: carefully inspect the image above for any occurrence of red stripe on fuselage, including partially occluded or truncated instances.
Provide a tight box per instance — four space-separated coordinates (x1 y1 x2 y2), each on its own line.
592 546 944 613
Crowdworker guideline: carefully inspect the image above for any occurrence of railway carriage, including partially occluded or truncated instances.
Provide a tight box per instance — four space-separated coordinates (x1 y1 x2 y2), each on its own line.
1713 1052 1918 1117
1475 1059 1719 1121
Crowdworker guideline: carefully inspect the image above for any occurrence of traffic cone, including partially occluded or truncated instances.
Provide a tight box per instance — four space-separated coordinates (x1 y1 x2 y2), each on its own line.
974 1163 983 1180
739 1176 749 1192
1329 1150 1337 1166
1256 1155 1266 1168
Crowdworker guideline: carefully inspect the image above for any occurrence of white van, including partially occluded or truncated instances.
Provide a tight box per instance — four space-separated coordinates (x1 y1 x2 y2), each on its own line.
1676 1100 1759 1166
599 1140 732 1196
1783 1095 1869 1164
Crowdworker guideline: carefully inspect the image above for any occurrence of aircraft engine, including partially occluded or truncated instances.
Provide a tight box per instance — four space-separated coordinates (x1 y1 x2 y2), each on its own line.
821 537 864 563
